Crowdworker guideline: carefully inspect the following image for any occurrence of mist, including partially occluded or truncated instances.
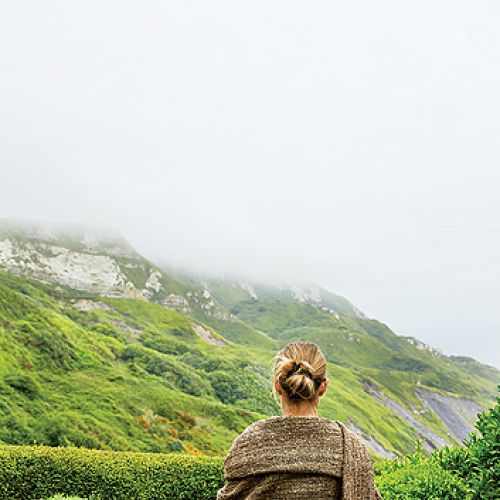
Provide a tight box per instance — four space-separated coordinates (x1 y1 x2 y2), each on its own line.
1 1 499 366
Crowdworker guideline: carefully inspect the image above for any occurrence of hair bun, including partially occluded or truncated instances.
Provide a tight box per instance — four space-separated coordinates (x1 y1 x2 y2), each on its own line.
273 342 327 402
279 358 316 400
287 360 313 379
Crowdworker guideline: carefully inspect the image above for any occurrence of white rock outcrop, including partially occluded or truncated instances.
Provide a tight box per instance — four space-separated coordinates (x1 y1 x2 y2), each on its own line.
0 237 150 299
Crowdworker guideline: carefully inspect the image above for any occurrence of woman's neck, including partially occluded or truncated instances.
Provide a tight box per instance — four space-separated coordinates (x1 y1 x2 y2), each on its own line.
281 399 318 417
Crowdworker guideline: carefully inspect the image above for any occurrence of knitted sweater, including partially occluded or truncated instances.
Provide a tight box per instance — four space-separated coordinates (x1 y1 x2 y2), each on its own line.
217 416 382 500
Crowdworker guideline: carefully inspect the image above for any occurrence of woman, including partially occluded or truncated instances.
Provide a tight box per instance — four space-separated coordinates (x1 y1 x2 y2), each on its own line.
217 341 382 499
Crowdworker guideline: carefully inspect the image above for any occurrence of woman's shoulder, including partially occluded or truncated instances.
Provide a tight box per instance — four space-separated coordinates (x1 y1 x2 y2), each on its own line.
224 416 346 479
229 415 373 459
254 414 343 430
230 415 343 449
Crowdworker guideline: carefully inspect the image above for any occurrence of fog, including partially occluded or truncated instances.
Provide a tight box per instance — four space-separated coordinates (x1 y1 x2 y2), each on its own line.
1 1 499 366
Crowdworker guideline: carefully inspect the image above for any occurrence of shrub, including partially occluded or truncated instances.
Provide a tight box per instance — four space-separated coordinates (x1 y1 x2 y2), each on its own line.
90 323 120 339
0 444 224 500
168 440 184 452
35 412 109 449
378 391 500 499
436 390 499 499
14 317 78 369
139 332 189 356
465 393 499 498
3 374 40 398
202 359 279 415
47 496 88 500
377 443 470 499
120 345 212 397
0 415 36 444
207 370 248 404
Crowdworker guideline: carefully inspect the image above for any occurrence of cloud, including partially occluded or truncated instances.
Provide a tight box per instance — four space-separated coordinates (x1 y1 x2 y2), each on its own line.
0 0 499 366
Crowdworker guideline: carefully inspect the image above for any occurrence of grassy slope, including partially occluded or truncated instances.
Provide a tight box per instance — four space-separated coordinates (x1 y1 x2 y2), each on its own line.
0 272 272 455
0 270 497 458
216 297 498 450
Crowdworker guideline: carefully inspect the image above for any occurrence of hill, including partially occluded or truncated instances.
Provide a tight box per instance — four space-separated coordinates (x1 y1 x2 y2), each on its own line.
0 220 497 459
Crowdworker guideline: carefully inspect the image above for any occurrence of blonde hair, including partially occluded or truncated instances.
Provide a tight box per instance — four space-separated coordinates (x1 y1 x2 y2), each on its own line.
273 341 327 401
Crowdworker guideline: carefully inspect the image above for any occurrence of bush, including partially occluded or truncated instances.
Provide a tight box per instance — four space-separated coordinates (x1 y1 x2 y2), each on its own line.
0 444 224 500
465 393 499 498
120 345 212 397
139 332 189 356
0 415 36 444
47 496 88 500
3 374 40 398
35 411 115 449
377 443 470 499
14 317 79 369
436 390 499 499
378 390 500 499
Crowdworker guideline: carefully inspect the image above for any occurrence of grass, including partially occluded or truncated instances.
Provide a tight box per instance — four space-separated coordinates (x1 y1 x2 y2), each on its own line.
0 269 497 459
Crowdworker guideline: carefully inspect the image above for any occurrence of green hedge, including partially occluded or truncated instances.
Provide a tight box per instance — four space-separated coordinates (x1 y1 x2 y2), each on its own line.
0 445 224 500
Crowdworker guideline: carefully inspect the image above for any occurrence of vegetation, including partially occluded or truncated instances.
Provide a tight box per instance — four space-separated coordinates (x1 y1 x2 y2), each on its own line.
0 267 497 459
0 396 497 499
0 445 223 499
377 446 470 499
47 496 88 500
1 225 498 498
378 391 499 499
0 271 270 455
0 223 498 490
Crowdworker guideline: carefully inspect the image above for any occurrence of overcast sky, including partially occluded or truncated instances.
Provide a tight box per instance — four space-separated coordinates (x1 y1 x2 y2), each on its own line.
1 1 499 366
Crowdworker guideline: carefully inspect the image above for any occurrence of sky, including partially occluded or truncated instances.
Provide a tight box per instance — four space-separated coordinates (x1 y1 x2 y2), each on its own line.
1 1 499 366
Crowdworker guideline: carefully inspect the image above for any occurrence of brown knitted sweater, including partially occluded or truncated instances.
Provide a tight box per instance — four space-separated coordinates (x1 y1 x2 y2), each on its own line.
217 416 382 500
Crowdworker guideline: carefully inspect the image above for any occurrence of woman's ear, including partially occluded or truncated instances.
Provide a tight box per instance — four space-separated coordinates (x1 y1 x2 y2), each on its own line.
274 378 282 395
318 378 328 397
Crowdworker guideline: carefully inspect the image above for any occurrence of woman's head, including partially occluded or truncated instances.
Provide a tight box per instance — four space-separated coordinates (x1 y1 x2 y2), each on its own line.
273 341 328 405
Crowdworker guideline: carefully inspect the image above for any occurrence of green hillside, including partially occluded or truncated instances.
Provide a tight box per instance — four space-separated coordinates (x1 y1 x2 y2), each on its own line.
0 221 498 459
0 268 495 459
0 271 271 455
